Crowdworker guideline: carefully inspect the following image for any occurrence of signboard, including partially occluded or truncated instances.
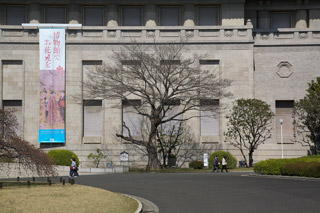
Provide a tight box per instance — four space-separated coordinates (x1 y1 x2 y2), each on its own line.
204 153 209 167
39 28 66 143
120 151 129 162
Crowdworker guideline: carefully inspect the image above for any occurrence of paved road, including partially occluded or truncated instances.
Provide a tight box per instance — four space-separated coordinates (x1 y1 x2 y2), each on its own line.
76 172 320 213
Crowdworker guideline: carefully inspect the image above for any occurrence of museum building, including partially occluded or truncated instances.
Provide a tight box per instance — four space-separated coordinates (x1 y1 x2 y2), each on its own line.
0 0 319 167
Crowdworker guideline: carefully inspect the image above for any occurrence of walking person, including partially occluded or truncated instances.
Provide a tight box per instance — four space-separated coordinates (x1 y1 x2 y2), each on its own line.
69 158 79 178
221 156 228 172
212 155 220 172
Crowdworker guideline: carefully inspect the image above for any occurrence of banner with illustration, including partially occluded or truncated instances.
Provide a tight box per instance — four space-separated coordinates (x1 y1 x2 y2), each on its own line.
39 28 65 143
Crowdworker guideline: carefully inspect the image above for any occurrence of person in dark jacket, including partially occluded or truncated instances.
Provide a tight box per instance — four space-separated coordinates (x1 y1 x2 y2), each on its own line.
212 155 220 172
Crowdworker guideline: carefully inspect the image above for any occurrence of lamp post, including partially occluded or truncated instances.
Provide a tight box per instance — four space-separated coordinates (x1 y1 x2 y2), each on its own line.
279 119 284 159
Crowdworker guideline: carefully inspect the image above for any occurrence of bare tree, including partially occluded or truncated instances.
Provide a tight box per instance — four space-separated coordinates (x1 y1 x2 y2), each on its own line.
224 99 275 167
0 109 56 176
83 42 231 170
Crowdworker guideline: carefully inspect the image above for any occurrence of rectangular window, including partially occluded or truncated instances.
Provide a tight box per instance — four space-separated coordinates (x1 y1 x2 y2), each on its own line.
198 7 219 26
45 7 66 23
276 100 294 143
162 100 181 135
83 100 103 136
271 12 292 29
6 6 26 25
84 7 104 26
200 99 219 136
122 100 142 137
3 100 23 136
122 7 142 26
160 7 180 26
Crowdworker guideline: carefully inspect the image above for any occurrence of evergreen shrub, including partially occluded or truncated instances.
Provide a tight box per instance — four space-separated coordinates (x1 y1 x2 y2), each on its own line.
254 156 320 175
208 151 237 169
189 161 204 169
47 150 79 166
281 162 320 178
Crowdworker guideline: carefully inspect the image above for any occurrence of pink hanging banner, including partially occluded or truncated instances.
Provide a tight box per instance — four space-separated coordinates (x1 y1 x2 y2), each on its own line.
39 28 65 143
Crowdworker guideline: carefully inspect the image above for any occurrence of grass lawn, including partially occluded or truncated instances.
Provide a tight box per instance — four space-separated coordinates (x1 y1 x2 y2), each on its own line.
0 184 138 213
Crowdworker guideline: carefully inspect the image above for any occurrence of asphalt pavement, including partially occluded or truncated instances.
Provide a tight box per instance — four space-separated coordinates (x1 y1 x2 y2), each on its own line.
76 172 320 213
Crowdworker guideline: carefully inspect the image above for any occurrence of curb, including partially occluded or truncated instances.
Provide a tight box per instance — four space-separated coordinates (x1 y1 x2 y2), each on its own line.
127 195 160 213
243 173 320 181
122 194 143 213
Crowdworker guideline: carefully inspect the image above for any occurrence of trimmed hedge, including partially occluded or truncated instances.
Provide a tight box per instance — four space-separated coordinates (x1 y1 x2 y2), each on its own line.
254 156 320 176
189 161 204 169
208 151 237 169
47 150 79 166
281 162 320 178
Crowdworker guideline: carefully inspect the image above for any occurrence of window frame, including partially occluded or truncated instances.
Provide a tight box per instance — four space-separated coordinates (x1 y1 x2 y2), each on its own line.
196 6 220 26
122 99 142 137
5 5 27 25
200 99 220 136
83 6 104 26
270 11 293 29
159 6 181 26
83 100 103 137
275 100 295 144
121 6 143 26
44 6 67 24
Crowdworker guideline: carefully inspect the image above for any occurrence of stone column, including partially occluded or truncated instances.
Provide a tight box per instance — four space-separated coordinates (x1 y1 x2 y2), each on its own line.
28 3 41 23
106 4 119 27
183 4 195 26
309 9 320 28
68 4 81 24
144 4 157 27
295 10 307 28
258 11 270 29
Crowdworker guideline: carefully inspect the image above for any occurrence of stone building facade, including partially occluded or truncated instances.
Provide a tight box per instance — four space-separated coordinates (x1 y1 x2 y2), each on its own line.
0 0 319 167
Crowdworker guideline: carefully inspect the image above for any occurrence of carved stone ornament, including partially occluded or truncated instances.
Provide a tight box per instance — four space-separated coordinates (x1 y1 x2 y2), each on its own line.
299 32 308 39
224 30 233 37
261 33 270 40
276 61 293 78
185 30 194 37
28 29 37 37
107 31 116 38
68 30 77 38
146 30 155 38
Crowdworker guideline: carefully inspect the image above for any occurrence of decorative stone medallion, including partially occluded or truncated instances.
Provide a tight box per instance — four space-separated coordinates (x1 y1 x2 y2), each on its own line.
185 30 194 37
299 32 308 39
68 30 77 38
146 30 155 38
224 30 233 37
107 31 116 38
261 33 270 40
276 61 293 78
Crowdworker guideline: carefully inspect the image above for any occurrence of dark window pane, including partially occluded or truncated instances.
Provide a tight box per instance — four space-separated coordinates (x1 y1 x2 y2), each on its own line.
160 7 180 26
84 7 104 26
6 6 26 25
271 13 291 28
45 7 66 23
122 7 141 26
198 7 218 26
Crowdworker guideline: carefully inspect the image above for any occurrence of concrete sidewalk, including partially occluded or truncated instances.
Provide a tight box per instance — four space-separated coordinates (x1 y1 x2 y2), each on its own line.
0 163 129 179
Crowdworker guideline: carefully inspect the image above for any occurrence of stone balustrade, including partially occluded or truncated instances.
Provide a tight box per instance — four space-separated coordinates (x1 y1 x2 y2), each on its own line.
254 28 320 46
0 25 253 44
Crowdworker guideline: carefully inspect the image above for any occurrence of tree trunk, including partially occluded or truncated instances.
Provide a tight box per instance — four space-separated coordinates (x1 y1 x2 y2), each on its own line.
239 148 248 167
249 150 254 167
146 125 160 170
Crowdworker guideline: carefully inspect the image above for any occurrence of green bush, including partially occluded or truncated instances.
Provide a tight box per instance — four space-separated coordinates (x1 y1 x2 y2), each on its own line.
208 151 237 169
47 150 79 166
254 156 320 175
281 162 320 178
189 161 204 169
